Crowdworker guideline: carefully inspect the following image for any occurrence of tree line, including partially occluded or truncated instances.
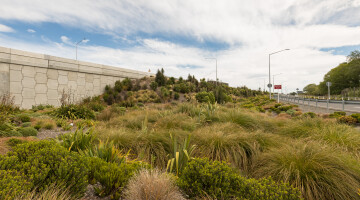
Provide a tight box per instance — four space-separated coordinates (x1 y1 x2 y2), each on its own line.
303 50 360 95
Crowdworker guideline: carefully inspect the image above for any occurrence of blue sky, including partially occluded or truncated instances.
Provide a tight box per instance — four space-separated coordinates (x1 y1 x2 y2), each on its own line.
0 0 360 92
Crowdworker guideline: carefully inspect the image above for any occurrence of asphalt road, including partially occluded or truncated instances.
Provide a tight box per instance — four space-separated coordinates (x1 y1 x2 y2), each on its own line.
276 95 360 113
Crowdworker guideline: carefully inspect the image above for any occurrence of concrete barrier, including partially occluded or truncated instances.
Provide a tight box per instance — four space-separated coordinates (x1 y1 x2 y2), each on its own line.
0 46 151 109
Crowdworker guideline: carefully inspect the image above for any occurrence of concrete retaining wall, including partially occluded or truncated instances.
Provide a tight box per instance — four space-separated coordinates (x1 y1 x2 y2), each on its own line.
0 46 150 109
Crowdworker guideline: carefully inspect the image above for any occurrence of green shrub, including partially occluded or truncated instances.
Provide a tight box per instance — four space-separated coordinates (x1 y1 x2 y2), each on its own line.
303 112 317 118
21 122 32 127
350 113 360 123
6 138 27 147
195 91 215 104
150 81 158 91
0 140 89 197
88 157 146 199
330 111 347 118
18 114 31 123
122 78 133 91
338 116 357 125
174 92 180 100
0 170 31 199
178 158 301 200
178 157 242 199
286 109 296 116
56 119 65 127
18 127 38 137
53 104 95 120
86 101 105 112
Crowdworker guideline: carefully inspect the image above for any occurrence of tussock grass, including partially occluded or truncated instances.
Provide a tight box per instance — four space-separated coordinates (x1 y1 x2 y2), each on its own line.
311 123 360 156
15 184 73 200
251 140 360 200
154 113 197 131
277 117 324 138
192 123 280 172
218 109 278 132
96 127 170 168
124 169 185 200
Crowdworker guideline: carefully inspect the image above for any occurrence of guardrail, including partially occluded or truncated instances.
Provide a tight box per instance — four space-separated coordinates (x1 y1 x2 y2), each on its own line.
274 94 360 113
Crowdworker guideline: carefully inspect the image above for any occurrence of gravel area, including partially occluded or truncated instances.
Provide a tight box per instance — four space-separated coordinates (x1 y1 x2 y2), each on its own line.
36 128 70 140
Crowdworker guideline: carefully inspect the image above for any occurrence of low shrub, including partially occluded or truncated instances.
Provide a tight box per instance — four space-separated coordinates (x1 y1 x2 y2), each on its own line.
330 111 346 118
21 122 32 127
303 112 317 118
174 92 180 100
0 140 89 197
53 104 95 120
338 116 357 125
18 114 31 123
178 158 301 200
286 109 296 116
88 157 146 199
6 138 27 147
195 91 215 104
18 127 38 137
350 113 360 123
0 170 31 199
124 169 185 200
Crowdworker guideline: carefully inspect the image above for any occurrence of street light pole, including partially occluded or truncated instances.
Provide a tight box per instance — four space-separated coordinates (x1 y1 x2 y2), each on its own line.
75 38 87 60
268 49 290 99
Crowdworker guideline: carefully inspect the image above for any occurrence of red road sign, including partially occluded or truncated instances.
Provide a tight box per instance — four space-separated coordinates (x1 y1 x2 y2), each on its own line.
274 85 282 89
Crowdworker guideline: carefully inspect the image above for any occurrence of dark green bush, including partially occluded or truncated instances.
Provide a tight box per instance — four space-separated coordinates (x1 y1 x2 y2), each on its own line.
178 158 301 200
18 114 31 122
303 112 317 118
0 170 31 199
0 140 89 197
53 104 95 120
122 78 133 91
330 111 347 118
195 91 215 104
350 113 360 123
174 92 180 100
150 81 158 91
0 122 19 137
21 122 32 127
88 157 147 199
18 127 38 137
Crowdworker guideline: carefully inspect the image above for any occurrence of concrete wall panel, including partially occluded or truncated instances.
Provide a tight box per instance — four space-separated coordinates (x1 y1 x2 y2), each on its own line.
0 46 151 108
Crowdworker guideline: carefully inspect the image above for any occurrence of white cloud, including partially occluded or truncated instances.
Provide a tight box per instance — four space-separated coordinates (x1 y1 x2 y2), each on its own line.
0 0 359 92
0 24 14 32
27 29 36 33
60 36 72 45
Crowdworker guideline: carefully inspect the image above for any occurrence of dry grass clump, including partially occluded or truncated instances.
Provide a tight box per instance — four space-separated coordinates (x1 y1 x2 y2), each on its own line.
251 140 360 200
15 184 72 200
123 169 185 200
